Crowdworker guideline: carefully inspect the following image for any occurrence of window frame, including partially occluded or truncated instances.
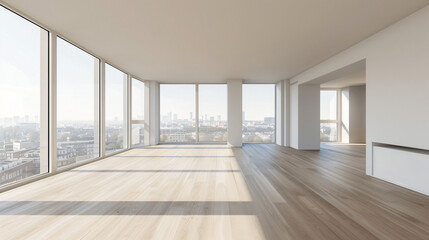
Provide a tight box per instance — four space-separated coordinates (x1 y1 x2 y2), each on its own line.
158 83 228 144
0 5 50 188
131 77 146 147
242 83 277 144
104 63 130 155
0 2 135 193
56 36 102 169
197 83 228 144
159 83 197 143
320 89 341 142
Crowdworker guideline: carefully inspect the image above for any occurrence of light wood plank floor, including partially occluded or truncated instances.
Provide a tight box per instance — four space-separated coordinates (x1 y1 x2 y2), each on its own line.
1 144 429 239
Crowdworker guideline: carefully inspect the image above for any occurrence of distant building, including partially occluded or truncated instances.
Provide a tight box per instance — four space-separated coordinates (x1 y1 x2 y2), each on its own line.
57 146 73 161
169 131 185 142
242 112 245 121
6 149 31 160
3 143 13 152
13 142 35 151
57 140 95 161
132 126 143 146
0 160 34 185
264 117 275 124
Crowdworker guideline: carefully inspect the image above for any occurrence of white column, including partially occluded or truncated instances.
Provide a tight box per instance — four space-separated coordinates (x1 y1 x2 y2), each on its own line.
275 81 284 146
149 81 160 145
284 79 291 147
93 59 100 157
298 85 320 150
290 83 320 150
144 81 151 146
47 32 57 172
227 79 242 147
40 29 50 173
100 60 106 156
342 86 366 144
341 88 350 143
124 74 131 149
195 84 199 142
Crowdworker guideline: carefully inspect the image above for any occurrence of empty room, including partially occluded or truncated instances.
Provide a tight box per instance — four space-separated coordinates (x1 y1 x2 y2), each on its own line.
1 0 429 239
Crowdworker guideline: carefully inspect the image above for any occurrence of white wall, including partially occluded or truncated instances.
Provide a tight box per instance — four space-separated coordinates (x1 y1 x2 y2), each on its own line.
289 83 320 150
373 146 429 196
341 86 366 144
288 5 429 193
349 86 366 143
227 79 242 147
298 85 320 150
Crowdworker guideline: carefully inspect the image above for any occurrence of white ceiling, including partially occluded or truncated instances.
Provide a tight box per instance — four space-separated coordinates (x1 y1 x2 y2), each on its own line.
3 0 429 83
321 71 366 89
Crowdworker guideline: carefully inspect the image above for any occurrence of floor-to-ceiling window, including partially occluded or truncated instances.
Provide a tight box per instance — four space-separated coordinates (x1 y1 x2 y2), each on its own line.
131 78 145 147
160 84 196 143
320 90 339 142
0 6 49 186
242 84 275 143
105 64 128 154
198 84 227 142
57 38 100 168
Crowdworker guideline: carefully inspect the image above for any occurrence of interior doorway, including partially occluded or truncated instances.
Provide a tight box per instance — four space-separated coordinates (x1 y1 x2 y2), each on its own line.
320 70 366 145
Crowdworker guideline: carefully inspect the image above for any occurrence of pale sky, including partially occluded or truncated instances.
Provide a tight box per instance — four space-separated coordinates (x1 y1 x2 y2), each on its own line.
105 64 127 122
160 84 275 122
0 6 42 119
320 90 337 120
199 84 227 120
160 84 195 120
1 6 275 124
242 84 275 121
132 78 145 120
57 37 98 122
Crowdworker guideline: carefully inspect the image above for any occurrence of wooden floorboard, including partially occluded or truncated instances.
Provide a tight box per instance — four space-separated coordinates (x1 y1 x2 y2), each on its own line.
0 144 428 239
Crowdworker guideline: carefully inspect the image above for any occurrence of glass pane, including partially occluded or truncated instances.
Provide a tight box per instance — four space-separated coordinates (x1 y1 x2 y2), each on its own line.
0 6 48 186
320 90 337 120
160 85 196 143
105 64 127 154
242 84 275 143
132 124 144 147
132 79 144 120
198 85 227 142
320 123 338 142
57 38 100 168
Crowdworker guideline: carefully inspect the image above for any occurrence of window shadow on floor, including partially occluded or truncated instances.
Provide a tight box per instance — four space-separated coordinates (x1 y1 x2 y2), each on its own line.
0 201 255 215
68 170 241 173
